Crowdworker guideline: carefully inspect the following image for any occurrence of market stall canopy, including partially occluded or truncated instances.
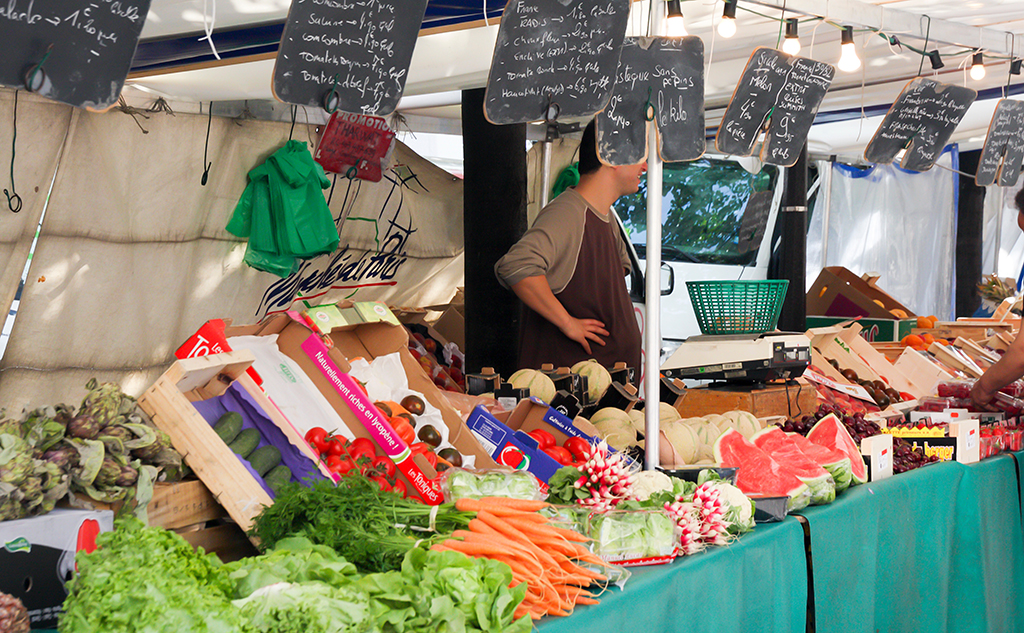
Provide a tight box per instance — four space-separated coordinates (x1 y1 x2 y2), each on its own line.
117 0 1024 156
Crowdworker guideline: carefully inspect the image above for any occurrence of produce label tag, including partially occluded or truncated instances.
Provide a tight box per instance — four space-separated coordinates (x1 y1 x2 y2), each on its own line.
613 554 677 567
3 537 31 554
177 319 264 386
299 334 443 504
802 368 874 402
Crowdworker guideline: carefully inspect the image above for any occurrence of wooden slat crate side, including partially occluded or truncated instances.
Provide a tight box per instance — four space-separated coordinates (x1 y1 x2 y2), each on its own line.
177 523 259 564
147 480 227 530
138 374 273 538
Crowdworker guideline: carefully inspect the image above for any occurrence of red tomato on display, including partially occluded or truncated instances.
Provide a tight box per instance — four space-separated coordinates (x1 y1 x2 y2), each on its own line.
372 455 397 482
326 454 355 476
304 427 329 453
392 480 408 498
368 474 392 493
543 446 574 466
563 437 591 462
348 438 377 467
324 435 349 458
527 429 556 449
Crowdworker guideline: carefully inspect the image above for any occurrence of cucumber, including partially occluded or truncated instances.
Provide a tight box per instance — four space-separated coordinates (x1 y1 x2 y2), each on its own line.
248 445 282 477
227 428 261 458
213 411 244 444
264 464 293 494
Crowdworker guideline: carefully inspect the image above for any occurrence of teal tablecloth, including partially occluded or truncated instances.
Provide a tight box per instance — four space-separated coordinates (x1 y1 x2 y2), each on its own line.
794 456 1024 633
536 518 808 633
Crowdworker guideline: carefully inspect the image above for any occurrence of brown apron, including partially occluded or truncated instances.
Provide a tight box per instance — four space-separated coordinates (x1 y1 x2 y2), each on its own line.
518 210 641 383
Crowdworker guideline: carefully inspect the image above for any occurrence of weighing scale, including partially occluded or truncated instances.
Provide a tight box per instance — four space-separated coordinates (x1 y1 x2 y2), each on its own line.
660 331 811 383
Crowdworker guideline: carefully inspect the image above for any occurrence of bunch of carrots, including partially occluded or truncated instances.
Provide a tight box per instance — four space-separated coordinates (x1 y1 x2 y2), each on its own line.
431 496 610 621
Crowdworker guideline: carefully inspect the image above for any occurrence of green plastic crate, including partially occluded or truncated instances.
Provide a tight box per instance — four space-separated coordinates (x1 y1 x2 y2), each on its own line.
686 280 789 335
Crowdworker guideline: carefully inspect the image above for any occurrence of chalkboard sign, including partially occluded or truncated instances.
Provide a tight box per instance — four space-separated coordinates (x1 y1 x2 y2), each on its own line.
273 0 429 115
0 0 151 110
484 0 630 125
716 48 833 167
595 36 704 165
975 99 1024 187
737 190 773 253
863 78 977 172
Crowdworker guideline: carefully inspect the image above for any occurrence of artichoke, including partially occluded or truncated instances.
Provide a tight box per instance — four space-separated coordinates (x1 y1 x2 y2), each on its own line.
42 445 79 471
0 435 33 486
79 378 131 428
68 414 102 440
19 406 66 452
132 428 172 462
94 456 123 488
115 465 139 487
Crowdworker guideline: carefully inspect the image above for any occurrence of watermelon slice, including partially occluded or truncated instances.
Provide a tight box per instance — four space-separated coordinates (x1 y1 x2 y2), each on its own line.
788 432 854 493
752 427 836 505
714 429 811 512
807 413 868 486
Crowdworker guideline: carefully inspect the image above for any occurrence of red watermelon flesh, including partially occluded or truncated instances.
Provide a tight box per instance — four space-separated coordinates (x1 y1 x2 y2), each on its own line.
753 427 836 505
787 432 854 493
807 413 868 485
714 429 811 511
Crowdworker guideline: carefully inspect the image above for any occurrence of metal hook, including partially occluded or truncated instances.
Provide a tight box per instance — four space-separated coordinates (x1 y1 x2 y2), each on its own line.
345 166 358 180
323 74 341 114
644 86 656 122
4 90 22 213
24 44 53 93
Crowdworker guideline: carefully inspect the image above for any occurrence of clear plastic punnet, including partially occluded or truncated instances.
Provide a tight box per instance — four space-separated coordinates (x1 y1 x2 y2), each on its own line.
439 467 544 502
585 509 680 563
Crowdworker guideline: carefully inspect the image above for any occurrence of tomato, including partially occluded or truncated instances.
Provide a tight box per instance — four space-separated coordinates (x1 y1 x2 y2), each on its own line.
305 427 329 453
348 437 377 466
391 480 408 498
410 442 429 455
527 429 556 449
543 446 574 466
326 454 355 476
392 418 416 444
324 435 349 457
563 437 591 462
372 455 397 481
368 474 392 493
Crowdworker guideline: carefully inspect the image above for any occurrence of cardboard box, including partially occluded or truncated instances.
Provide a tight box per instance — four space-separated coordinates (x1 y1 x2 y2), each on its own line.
860 433 893 481
499 397 603 446
465 405 563 488
807 323 920 397
431 304 465 352
0 509 113 630
222 305 499 504
805 316 915 342
807 267 916 319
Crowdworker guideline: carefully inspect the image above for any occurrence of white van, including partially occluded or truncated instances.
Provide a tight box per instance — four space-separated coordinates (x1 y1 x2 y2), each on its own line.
615 156 785 361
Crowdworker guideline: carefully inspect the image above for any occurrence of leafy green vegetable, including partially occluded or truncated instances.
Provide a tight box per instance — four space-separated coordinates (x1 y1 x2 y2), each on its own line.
587 510 679 561
249 476 475 573
544 466 591 505
224 536 359 599
445 469 540 501
233 582 372 633
60 518 242 633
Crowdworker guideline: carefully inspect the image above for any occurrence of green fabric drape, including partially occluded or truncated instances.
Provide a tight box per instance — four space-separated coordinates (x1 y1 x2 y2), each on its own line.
227 140 339 277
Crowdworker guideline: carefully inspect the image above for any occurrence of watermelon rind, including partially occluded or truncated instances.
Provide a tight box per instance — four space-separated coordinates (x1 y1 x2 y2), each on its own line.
714 429 812 512
787 431 854 493
752 427 836 505
807 414 868 486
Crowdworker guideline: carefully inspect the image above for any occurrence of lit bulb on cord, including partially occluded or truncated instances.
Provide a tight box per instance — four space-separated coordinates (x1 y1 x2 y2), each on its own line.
782 18 800 56
718 0 737 38
666 0 687 37
837 26 861 72
970 52 986 80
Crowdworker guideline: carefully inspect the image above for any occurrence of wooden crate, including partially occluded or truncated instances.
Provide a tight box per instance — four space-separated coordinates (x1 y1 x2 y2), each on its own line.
178 522 259 563
916 320 1014 342
673 380 819 419
137 350 331 541
67 479 227 530
869 342 906 363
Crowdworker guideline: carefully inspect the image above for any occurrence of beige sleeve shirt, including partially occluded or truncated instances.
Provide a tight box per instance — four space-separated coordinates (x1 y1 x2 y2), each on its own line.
495 188 631 293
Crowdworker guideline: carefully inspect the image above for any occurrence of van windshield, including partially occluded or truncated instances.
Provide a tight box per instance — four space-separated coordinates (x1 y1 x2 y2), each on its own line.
614 157 779 266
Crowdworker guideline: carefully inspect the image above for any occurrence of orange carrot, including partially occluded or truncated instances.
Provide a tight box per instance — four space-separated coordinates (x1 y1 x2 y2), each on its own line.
456 496 550 512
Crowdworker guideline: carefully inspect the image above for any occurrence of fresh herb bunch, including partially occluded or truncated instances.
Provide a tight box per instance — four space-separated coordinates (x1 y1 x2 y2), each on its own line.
249 476 475 573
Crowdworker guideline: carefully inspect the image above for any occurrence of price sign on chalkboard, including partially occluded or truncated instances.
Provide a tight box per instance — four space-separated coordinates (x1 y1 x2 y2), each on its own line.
273 0 428 115
863 78 976 172
484 0 630 125
975 99 1024 187
715 48 833 167
0 0 151 110
595 36 704 166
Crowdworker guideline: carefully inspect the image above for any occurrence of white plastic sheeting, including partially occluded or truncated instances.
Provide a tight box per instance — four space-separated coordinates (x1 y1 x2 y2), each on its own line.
982 182 1024 286
806 148 957 320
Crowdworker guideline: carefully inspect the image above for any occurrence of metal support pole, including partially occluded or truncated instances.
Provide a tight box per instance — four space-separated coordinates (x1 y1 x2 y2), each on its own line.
540 140 553 208
821 160 833 269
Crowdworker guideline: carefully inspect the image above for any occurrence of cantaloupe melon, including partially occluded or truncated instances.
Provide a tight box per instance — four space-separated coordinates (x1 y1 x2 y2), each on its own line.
627 408 645 434
571 359 613 404
590 407 637 450
663 421 699 464
658 402 682 424
508 368 557 403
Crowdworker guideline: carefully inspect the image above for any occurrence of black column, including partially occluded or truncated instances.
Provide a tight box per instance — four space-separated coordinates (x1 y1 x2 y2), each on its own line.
461 88 528 377
776 144 808 332
956 150 985 318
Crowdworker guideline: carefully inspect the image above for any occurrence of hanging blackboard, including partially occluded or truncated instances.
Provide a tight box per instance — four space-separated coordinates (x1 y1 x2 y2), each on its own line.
737 189 773 253
0 0 151 110
975 99 1024 187
273 0 428 115
595 36 704 165
483 0 630 125
715 48 834 168
863 78 977 172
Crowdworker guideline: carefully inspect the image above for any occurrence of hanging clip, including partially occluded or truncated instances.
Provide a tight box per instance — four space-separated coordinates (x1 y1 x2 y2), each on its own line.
323 74 341 114
644 86 656 122
24 44 53 94
543 94 560 142
4 90 22 213
345 166 358 180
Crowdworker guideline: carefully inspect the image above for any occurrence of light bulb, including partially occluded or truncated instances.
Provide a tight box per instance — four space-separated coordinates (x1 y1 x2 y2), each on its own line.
837 27 860 72
970 52 986 81
782 36 801 56
718 17 736 38
666 15 687 37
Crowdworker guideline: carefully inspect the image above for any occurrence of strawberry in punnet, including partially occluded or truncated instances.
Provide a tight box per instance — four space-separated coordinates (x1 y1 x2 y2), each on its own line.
572 441 636 511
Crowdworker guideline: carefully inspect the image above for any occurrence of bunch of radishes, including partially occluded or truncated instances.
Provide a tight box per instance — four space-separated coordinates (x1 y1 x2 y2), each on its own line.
663 481 734 555
572 441 636 512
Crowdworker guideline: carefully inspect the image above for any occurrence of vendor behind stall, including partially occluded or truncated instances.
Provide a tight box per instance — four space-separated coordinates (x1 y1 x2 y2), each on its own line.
495 120 645 380
971 187 1024 407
